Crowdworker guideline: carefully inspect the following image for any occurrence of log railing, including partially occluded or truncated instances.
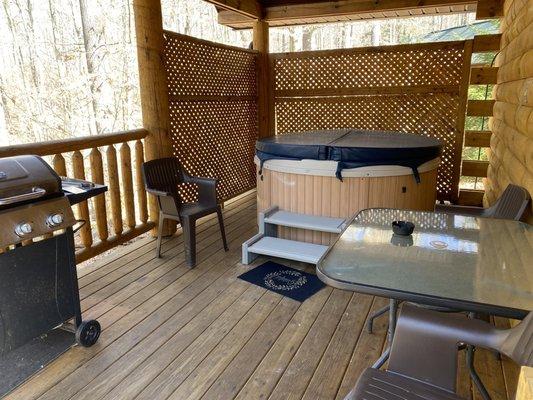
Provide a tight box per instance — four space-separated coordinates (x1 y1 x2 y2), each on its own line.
0 129 155 263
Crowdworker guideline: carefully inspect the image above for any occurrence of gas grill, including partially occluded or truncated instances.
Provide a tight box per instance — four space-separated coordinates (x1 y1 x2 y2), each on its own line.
0 155 105 358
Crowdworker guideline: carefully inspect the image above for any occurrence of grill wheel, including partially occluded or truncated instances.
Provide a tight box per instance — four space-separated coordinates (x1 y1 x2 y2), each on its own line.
75 320 101 347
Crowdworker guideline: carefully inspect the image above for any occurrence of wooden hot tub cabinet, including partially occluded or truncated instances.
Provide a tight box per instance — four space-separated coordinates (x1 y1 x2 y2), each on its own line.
256 158 439 245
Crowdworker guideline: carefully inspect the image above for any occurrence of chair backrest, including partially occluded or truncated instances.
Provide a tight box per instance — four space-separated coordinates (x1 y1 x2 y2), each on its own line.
142 158 185 193
142 158 186 215
486 184 530 220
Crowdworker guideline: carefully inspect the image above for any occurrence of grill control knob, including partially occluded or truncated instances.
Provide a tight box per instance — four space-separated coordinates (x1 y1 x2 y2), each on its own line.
15 222 33 237
47 213 64 227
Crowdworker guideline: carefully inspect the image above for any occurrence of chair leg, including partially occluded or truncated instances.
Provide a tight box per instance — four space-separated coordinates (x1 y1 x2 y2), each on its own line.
155 212 164 258
366 305 390 333
182 216 197 268
217 206 229 252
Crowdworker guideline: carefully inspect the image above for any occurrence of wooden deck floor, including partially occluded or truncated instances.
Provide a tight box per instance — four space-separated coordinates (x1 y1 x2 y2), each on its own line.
6 190 519 400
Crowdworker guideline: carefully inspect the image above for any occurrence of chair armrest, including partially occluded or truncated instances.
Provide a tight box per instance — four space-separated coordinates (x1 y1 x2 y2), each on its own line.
185 175 218 206
388 304 508 391
145 188 172 197
435 204 485 216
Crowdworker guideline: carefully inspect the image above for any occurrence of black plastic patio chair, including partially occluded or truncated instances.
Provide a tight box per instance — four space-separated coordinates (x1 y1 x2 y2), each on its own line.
436 183 530 220
142 157 228 267
345 304 533 400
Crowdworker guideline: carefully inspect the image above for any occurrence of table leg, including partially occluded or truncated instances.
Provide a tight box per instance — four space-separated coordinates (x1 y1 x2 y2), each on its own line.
372 299 398 369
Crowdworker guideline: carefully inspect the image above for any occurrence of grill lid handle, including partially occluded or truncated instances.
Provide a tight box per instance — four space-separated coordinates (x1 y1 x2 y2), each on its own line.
0 186 46 206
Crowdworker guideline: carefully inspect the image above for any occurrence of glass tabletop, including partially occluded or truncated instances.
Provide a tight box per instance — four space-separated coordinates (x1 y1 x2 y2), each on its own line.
317 208 533 318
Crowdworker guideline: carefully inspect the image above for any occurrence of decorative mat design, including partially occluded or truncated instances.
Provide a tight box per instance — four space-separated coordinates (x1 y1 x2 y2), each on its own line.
238 261 326 302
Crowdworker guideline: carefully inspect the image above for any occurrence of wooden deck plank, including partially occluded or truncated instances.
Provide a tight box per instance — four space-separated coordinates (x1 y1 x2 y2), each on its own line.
198 296 301 399
76 281 256 400
77 190 255 281
78 201 256 311
202 286 314 399
78 196 256 300
6 191 518 400
7 212 257 400
166 291 284 400
82 206 257 321
457 347 473 399
235 286 333 400
335 297 389 400
268 289 353 400
77 192 256 289
302 293 374 400
473 347 508 400
102 284 266 400
37 260 243 400
494 317 520 400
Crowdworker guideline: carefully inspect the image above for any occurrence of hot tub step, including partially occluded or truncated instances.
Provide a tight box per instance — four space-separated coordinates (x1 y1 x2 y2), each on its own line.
244 236 328 265
263 208 347 234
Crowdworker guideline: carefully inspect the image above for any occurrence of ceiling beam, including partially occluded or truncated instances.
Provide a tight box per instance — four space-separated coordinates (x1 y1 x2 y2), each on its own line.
266 0 476 22
217 0 477 28
204 0 262 19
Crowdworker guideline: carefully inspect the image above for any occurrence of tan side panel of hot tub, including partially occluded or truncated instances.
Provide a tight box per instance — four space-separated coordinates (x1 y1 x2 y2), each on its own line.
257 168 438 245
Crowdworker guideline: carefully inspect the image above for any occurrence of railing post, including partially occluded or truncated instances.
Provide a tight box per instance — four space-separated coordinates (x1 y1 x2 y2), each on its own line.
253 19 271 138
133 0 176 236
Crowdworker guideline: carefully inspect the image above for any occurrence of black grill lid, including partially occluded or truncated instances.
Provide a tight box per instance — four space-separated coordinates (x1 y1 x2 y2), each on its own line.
0 155 62 209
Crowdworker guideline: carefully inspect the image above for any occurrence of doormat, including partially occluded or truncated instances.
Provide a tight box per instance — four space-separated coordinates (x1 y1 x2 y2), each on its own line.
238 261 326 302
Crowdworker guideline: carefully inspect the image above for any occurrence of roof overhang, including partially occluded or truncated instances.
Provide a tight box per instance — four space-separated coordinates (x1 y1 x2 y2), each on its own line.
204 0 478 29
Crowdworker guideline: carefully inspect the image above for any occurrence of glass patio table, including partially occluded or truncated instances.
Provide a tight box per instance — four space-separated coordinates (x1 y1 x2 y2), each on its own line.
316 208 533 371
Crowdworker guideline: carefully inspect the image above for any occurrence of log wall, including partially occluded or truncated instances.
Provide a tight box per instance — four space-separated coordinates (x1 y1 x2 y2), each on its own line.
485 0 533 223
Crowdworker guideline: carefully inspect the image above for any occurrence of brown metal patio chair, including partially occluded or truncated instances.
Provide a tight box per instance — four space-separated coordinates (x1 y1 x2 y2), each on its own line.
142 157 228 267
436 184 530 221
345 304 533 400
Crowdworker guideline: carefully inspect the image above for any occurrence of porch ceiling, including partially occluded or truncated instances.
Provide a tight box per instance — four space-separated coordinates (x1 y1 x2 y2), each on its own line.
205 0 477 29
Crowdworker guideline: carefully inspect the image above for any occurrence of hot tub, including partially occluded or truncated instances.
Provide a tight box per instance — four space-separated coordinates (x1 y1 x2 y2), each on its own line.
256 129 442 244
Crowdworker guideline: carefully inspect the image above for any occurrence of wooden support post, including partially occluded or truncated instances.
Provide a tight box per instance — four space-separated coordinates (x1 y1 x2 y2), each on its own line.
452 39 474 204
253 19 271 138
133 0 176 236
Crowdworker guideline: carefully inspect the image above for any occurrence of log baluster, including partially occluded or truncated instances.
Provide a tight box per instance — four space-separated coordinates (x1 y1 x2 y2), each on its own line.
72 150 93 248
90 148 109 241
52 154 67 176
120 143 136 229
106 145 123 235
135 140 148 224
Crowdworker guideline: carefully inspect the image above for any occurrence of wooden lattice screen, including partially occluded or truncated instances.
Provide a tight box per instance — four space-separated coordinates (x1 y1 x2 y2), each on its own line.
163 31 259 202
270 41 472 201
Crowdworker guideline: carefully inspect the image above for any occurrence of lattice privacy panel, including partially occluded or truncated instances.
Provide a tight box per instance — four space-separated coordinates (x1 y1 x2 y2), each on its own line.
271 41 469 201
163 31 258 202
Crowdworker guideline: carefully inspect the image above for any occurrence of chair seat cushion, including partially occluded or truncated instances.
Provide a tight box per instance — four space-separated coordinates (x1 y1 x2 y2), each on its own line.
345 368 463 400
179 202 218 218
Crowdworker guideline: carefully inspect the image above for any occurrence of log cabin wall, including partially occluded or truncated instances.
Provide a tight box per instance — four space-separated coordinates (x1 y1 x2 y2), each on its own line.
485 0 533 223
269 41 473 202
162 31 259 202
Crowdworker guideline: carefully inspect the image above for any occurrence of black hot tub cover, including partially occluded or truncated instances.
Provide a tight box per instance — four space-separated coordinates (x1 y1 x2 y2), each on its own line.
256 129 443 182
